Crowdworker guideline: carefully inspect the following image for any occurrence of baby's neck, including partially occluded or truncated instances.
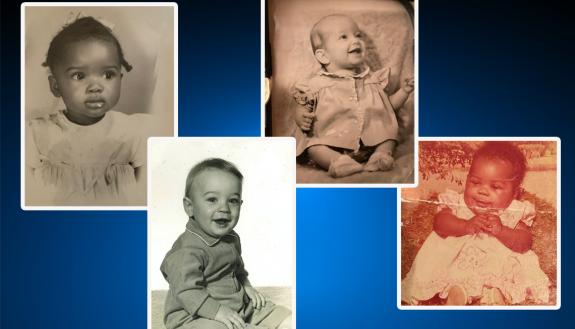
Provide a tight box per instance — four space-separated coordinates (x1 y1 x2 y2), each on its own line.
63 110 107 126
324 64 367 76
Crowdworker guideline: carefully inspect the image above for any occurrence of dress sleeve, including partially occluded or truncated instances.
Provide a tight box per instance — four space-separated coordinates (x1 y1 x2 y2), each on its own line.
127 114 148 168
291 81 317 112
509 200 536 228
160 247 221 319
436 189 463 213
367 67 391 91
520 201 536 227
25 120 42 169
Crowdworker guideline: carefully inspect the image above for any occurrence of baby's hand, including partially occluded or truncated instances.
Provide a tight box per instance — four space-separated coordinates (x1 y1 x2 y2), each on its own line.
294 106 315 132
465 214 489 234
483 214 503 236
245 286 267 310
402 77 415 94
215 305 246 329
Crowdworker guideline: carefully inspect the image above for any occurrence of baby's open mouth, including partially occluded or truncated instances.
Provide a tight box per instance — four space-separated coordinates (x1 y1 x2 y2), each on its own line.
213 218 231 226
85 100 105 109
348 46 362 54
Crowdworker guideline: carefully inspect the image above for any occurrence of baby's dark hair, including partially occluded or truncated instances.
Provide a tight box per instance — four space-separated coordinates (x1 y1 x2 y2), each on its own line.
43 16 132 72
472 142 527 187
184 158 243 198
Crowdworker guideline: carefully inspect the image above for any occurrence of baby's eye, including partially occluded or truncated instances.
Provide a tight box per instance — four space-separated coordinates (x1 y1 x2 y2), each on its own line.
206 197 218 203
355 32 363 38
228 198 241 205
339 34 347 40
70 72 85 80
491 184 503 190
103 71 117 79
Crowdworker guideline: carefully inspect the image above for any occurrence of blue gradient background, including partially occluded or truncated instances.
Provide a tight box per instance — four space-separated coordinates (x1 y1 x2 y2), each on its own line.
1 0 573 328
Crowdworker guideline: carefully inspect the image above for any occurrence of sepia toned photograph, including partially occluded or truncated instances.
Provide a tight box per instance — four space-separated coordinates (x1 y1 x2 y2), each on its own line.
148 138 295 329
265 0 416 186
21 3 177 209
399 138 560 309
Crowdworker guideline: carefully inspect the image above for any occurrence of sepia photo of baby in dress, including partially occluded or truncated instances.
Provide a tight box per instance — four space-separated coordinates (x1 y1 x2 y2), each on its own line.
23 5 175 207
161 158 292 329
267 0 415 184
401 141 558 307
293 14 414 178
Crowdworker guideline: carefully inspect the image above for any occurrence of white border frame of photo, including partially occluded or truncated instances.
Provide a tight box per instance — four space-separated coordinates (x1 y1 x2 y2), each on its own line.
20 2 179 211
397 136 561 310
261 0 419 189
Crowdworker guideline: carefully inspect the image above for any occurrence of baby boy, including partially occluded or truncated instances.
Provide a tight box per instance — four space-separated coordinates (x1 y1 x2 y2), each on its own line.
294 14 414 177
161 158 291 329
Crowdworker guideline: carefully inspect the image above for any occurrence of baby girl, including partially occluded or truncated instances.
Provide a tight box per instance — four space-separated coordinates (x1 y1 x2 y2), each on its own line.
26 17 147 205
402 142 551 305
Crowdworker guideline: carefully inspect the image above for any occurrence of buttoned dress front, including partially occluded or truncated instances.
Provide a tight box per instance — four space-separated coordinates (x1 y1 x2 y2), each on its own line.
293 67 398 156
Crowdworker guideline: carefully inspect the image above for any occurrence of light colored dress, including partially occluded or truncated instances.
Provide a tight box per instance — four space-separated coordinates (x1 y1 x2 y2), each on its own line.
292 67 398 156
401 189 551 304
26 110 146 206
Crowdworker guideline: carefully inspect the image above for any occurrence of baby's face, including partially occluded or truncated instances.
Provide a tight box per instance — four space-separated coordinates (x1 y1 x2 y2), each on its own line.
185 169 242 238
49 39 122 124
318 16 365 71
464 157 517 214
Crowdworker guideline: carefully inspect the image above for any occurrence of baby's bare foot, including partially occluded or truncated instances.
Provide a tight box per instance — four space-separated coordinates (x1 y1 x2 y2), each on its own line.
364 152 394 172
328 155 363 177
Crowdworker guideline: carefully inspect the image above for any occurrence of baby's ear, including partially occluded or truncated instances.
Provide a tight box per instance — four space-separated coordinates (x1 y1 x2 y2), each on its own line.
48 76 61 97
183 197 194 218
314 49 330 66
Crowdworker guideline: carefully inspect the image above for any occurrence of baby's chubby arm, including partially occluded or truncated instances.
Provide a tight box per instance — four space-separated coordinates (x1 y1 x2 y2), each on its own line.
433 208 490 238
389 77 414 110
483 215 533 253
294 104 315 132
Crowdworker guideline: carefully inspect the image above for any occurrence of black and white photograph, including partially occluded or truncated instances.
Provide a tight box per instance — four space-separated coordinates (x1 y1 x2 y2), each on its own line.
266 0 416 186
148 138 295 329
21 3 177 209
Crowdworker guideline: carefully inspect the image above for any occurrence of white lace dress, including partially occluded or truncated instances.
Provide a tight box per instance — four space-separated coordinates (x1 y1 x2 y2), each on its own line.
401 189 550 304
26 110 147 206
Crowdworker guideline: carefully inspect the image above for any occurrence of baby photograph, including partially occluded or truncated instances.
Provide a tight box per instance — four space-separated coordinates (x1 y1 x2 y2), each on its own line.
266 0 415 185
400 138 560 309
148 138 295 329
22 3 177 208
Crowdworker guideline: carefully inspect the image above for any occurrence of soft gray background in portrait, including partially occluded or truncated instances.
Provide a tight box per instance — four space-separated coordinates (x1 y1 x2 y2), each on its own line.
24 6 174 132
268 0 415 184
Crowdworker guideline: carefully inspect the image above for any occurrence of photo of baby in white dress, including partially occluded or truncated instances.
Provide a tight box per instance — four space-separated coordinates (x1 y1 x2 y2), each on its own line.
266 0 415 185
22 4 176 208
400 140 559 308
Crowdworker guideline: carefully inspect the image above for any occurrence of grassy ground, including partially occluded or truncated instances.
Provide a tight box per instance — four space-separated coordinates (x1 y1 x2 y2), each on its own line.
401 191 557 306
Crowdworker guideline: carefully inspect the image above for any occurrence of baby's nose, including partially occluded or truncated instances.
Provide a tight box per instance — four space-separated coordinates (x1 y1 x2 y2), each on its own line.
217 201 231 212
87 80 103 93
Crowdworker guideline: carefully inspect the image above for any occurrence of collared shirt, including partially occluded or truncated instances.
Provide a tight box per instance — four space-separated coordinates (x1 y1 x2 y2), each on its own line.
293 67 398 156
161 219 251 329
